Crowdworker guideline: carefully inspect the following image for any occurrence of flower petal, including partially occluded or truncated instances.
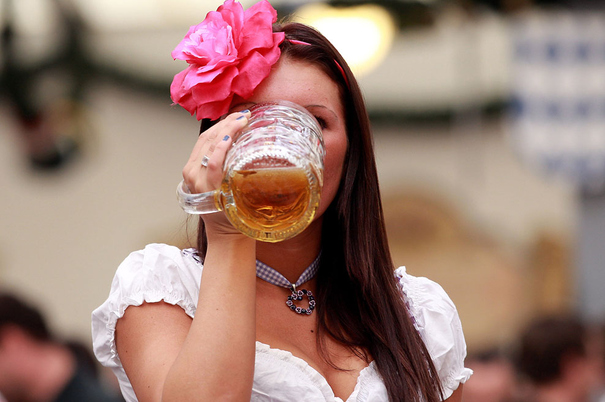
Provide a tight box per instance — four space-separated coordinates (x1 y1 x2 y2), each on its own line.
233 47 280 99
170 68 197 116
238 1 280 56
218 0 244 44
197 96 234 121
191 66 238 120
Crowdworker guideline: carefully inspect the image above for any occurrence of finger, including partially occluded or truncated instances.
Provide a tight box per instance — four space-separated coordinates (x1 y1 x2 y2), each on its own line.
186 117 229 164
204 134 234 188
189 110 249 163
187 131 210 165
193 110 250 165
183 111 250 192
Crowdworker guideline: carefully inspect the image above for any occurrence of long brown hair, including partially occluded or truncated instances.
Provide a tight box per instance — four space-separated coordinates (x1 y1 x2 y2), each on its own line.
197 22 443 402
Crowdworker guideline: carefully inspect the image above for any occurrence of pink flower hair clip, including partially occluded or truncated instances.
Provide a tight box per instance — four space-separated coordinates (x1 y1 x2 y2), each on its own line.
170 0 285 121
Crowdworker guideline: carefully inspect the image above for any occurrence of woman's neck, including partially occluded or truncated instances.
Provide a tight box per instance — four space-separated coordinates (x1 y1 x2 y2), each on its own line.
255 218 322 284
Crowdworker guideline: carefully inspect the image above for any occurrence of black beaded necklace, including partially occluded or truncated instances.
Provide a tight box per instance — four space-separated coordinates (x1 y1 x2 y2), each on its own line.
255 256 320 315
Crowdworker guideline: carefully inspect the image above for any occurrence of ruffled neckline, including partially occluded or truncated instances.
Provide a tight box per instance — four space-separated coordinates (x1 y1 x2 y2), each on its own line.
255 341 379 402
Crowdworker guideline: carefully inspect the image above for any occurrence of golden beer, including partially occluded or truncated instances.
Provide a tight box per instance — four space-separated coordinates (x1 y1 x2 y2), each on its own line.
222 166 321 242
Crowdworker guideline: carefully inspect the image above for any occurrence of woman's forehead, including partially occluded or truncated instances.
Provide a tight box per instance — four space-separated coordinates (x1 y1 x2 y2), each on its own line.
231 58 343 115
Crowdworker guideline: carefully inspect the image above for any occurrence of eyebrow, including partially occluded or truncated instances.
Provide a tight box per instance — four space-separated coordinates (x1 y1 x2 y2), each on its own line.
231 102 337 119
305 104 338 119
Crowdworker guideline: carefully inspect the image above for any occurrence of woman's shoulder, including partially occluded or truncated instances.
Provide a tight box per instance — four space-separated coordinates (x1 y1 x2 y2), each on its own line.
394 266 473 399
112 243 202 287
394 266 457 322
103 242 203 313
91 243 203 370
117 243 202 272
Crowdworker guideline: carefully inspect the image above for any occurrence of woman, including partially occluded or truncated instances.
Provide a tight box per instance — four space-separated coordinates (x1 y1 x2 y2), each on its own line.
92 1 472 401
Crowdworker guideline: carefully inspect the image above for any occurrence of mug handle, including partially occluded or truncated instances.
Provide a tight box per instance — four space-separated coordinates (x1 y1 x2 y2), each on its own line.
176 180 222 214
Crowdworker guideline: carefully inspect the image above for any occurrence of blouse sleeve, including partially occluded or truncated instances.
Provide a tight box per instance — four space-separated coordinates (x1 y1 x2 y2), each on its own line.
91 243 202 370
395 266 473 400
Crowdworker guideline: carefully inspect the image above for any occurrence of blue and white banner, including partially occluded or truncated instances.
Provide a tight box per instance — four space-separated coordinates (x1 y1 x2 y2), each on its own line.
509 11 605 193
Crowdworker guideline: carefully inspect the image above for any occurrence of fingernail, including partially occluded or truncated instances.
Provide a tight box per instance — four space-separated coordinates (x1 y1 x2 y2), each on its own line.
236 115 246 120
223 135 230 141
240 109 250 114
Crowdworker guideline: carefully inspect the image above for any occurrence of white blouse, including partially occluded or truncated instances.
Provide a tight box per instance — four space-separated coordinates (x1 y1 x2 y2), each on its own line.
92 243 472 401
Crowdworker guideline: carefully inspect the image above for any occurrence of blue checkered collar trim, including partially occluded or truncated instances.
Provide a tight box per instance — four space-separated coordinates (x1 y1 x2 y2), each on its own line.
255 253 321 291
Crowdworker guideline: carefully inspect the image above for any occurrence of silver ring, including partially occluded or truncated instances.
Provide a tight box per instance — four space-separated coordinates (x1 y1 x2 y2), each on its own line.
200 155 210 167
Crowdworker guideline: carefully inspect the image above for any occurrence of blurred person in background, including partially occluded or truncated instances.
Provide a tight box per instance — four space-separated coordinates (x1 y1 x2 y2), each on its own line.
515 314 604 402
0 292 124 402
597 323 605 402
464 348 520 402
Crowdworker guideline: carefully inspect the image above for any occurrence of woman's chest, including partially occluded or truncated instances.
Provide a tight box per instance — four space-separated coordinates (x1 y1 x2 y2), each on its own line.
255 303 370 400
252 341 387 402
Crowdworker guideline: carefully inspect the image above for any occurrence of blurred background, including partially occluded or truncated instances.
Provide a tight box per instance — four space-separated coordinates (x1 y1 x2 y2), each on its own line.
1 0 605 400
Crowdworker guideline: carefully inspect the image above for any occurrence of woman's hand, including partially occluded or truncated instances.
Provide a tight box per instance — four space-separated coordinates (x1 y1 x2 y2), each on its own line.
182 110 251 237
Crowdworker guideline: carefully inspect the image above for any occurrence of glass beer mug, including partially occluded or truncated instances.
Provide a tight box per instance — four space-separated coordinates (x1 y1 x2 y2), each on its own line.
177 100 325 242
